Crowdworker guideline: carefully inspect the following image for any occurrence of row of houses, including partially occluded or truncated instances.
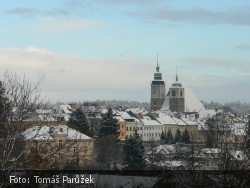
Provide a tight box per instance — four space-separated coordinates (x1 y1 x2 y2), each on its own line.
115 109 201 142
147 144 248 170
28 104 248 145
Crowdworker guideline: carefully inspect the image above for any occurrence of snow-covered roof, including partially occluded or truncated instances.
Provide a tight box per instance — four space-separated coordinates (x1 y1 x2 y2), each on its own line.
184 88 205 113
149 145 176 155
36 109 53 114
54 105 73 114
160 96 170 111
115 116 125 123
22 125 92 141
125 108 148 115
181 117 197 125
155 160 186 168
116 111 134 120
140 115 161 126
161 87 205 113
199 109 217 119
156 112 177 125
202 148 221 154
55 113 71 121
172 117 186 125
230 150 247 161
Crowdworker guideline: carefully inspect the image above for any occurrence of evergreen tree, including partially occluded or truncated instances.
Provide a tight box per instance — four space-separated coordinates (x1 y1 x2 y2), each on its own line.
205 118 215 147
123 130 147 170
94 107 119 169
244 116 250 150
165 129 175 144
160 131 166 141
174 129 182 143
181 128 190 144
68 108 89 135
205 134 214 148
98 107 119 137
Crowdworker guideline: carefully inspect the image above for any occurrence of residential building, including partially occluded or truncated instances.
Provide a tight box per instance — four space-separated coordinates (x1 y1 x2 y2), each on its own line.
22 125 94 169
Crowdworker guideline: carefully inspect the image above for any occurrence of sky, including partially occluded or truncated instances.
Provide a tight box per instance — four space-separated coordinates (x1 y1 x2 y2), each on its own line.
0 0 250 103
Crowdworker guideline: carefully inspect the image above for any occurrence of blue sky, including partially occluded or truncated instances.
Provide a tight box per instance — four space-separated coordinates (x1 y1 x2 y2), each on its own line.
0 0 250 103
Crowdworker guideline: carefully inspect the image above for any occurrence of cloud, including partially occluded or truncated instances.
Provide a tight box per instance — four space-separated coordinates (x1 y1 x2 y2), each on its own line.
134 7 250 26
6 8 39 18
0 47 152 102
66 0 90 8
236 44 250 50
45 8 70 17
6 7 69 18
0 47 249 103
96 0 161 4
38 16 107 32
178 57 250 73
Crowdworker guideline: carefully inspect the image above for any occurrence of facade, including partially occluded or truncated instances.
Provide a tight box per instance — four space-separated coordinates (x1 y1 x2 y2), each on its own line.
115 114 126 140
141 115 163 141
168 75 185 113
22 125 94 169
151 59 165 111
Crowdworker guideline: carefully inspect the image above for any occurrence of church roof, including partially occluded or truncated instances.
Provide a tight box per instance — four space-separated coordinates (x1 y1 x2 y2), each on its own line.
161 87 205 113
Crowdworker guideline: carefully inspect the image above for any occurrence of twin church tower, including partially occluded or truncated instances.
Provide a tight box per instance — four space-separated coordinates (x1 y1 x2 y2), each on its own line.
150 57 185 112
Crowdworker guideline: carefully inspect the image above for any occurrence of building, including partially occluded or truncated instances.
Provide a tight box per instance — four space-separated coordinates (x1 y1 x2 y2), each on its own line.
22 125 94 169
115 110 143 140
149 60 205 114
168 74 185 112
161 76 205 113
151 57 165 111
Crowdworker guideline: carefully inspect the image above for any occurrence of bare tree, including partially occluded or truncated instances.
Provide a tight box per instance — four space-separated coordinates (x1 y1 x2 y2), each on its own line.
0 71 44 170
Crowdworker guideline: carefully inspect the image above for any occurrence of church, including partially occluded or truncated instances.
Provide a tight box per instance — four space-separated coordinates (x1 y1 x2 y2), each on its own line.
150 59 205 114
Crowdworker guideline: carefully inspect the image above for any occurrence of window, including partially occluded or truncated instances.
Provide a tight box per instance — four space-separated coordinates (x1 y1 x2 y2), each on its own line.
140 127 142 130
126 127 128 131
82 146 87 153
60 128 63 132
121 132 124 136
172 89 176 96
130 127 132 131
144 133 146 137
74 146 78 152
59 140 63 149
133 127 135 131
155 133 157 137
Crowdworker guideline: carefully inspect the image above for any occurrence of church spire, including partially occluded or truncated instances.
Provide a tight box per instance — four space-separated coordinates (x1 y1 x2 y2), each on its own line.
156 52 160 73
154 53 162 80
176 67 178 82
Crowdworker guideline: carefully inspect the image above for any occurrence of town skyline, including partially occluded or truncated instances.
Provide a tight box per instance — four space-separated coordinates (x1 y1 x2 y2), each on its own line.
1 0 250 103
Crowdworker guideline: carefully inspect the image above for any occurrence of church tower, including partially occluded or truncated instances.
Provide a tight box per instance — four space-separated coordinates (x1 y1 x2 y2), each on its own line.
169 70 185 112
151 55 165 111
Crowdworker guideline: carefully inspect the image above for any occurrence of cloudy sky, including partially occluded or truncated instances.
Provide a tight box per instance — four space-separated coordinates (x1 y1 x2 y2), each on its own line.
0 0 250 103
